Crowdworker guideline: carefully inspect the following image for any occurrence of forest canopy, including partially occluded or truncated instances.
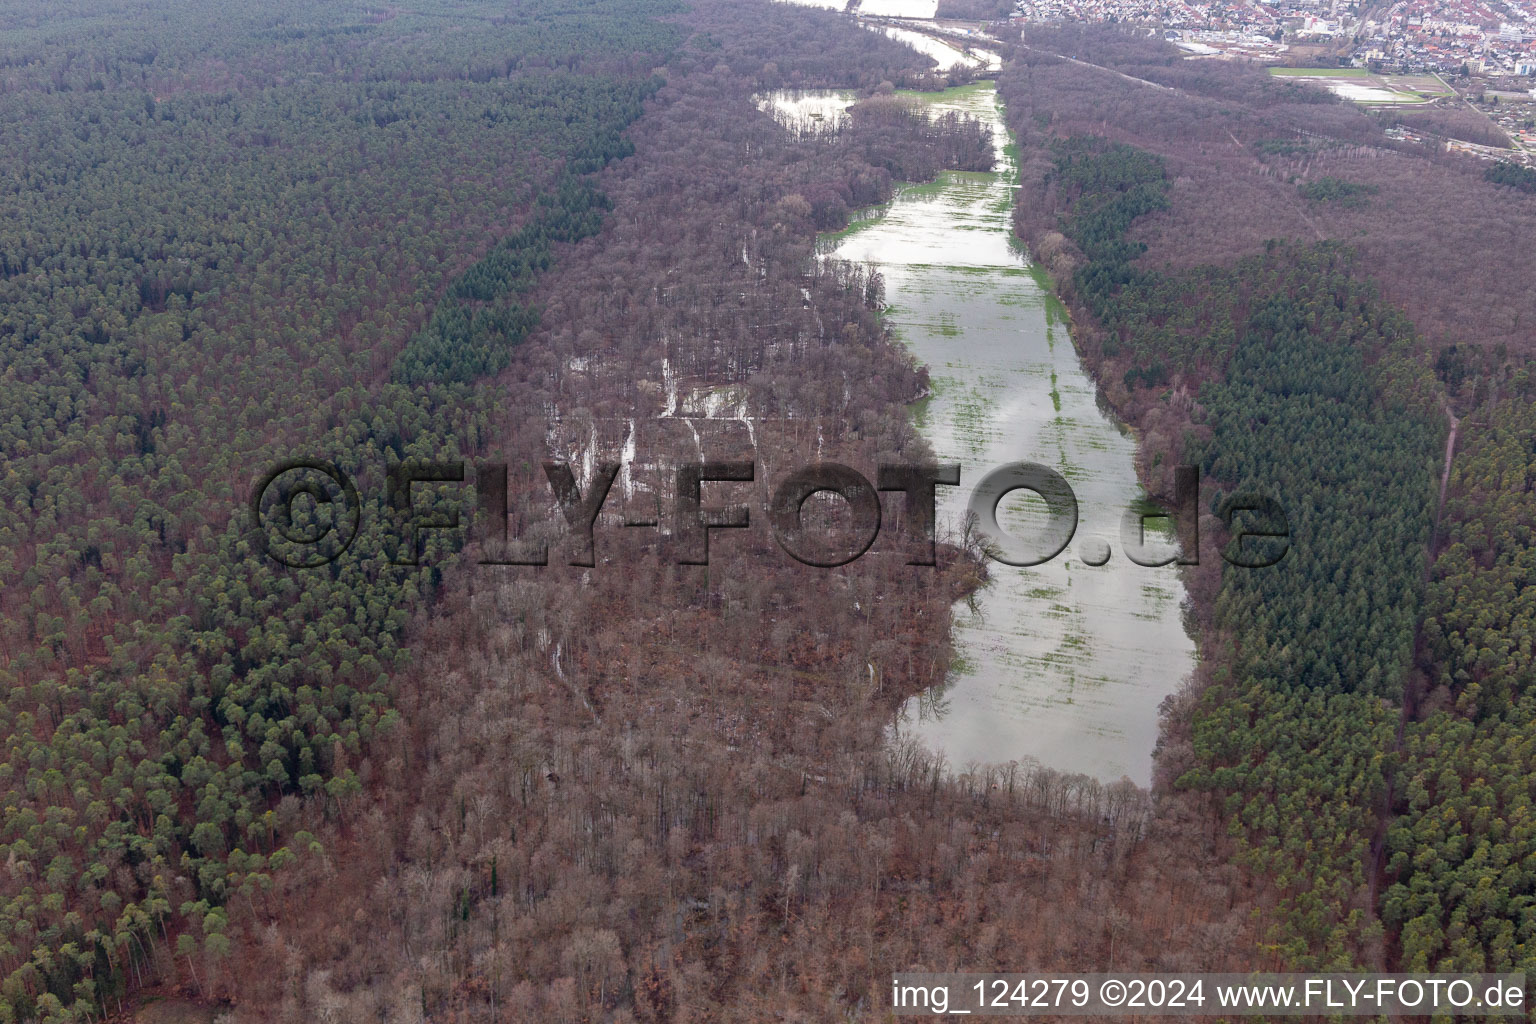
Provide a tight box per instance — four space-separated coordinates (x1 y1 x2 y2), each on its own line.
0 0 683 1018
1001 23 1536 979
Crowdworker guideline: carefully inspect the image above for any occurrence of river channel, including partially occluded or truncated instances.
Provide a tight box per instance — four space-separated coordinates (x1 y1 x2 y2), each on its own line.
760 79 1195 785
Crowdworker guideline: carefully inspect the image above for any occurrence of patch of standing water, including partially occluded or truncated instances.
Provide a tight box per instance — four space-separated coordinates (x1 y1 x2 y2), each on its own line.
855 0 940 16
876 24 1000 71
1322 80 1421 103
809 83 1195 786
754 89 860 130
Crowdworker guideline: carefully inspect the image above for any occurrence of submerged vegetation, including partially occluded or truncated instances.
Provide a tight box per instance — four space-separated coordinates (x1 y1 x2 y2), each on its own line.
0 1 1045 1019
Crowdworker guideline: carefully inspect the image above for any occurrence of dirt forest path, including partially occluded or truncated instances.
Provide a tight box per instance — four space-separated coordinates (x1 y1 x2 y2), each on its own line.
1435 403 1460 532
1365 399 1459 979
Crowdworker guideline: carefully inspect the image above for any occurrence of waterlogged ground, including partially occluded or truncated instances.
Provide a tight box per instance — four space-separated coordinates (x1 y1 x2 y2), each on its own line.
754 89 860 130
853 0 940 15
878 25 999 71
770 83 1196 784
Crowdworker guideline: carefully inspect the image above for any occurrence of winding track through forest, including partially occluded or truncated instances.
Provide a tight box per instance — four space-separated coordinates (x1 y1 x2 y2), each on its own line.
1435 404 1460 529
1016 43 1179 93
1364 400 1459 973
1016 47 1331 242
979 31 1467 945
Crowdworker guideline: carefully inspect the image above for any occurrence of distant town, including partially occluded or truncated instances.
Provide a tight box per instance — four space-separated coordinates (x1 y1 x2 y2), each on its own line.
1011 0 1536 77
1002 0 1536 159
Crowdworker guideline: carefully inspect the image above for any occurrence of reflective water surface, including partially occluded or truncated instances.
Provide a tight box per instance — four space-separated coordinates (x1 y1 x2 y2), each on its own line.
768 83 1196 785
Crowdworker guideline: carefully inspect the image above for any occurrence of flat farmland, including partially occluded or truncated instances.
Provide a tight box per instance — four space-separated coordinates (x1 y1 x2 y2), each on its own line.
1269 67 1453 103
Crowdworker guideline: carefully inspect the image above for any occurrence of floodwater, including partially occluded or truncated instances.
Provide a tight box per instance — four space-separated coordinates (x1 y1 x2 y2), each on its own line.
1267 72 1427 105
1324 80 1419 103
754 89 859 130
878 24 1000 71
856 0 940 15
774 0 941 16
764 83 1196 785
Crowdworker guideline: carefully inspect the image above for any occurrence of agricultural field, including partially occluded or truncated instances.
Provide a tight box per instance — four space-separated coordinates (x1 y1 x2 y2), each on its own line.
1268 67 1453 104
1268 65 1373 76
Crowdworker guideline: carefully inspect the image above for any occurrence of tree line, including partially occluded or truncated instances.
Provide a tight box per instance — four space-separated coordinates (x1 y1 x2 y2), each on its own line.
0 0 684 1019
201 4 1277 1016
999 23 1536 978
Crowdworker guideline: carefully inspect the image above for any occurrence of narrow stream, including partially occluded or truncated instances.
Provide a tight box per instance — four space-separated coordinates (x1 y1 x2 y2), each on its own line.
761 81 1195 785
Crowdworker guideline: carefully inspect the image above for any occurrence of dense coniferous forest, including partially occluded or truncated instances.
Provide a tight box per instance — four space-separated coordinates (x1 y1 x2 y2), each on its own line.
8 0 1536 1018
1391 398 1536 971
1484 160 1536 193
1002 23 1536 979
1036 132 1442 967
200 6 1271 1020
1 2 1265 1021
0 0 687 1017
